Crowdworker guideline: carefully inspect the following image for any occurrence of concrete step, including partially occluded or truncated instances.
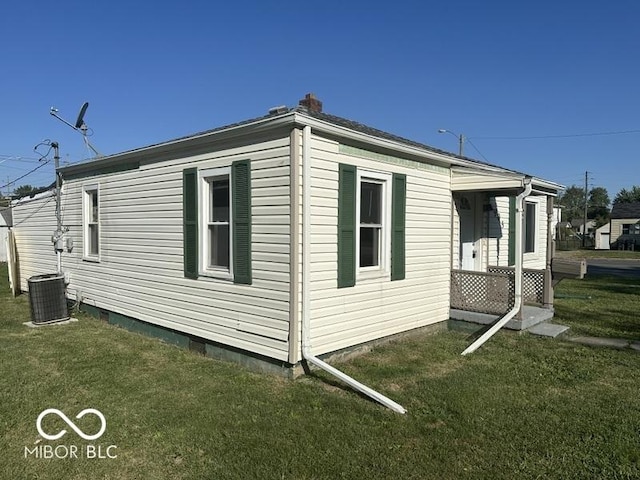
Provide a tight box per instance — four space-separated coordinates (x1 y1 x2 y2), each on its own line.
450 306 555 331
527 322 570 338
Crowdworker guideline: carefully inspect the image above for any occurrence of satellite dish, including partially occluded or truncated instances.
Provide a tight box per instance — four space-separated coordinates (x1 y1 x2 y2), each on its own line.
49 101 102 157
75 102 89 129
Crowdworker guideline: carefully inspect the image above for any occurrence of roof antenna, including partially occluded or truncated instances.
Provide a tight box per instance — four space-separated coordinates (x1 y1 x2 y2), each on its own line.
50 102 102 157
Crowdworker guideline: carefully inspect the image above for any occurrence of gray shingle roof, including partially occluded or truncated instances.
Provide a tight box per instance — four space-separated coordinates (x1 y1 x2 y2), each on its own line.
610 201 640 219
59 103 560 191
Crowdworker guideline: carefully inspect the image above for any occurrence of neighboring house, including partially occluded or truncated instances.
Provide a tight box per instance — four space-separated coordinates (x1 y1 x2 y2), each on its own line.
571 219 597 237
11 94 563 375
0 207 12 262
594 223 610 250
610 201 640 250
556 221 572 240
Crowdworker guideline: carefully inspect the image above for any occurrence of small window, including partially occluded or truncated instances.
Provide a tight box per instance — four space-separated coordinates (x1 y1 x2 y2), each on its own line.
207 177 230 269
200 168 232 277
524 201 536 253
360 181 382 267
356 170 391 275
83 185 100 260
623 223 640 235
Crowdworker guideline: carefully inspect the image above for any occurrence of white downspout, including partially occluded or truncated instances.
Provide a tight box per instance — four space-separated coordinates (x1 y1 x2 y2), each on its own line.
300 126 406 414
461 176 533 356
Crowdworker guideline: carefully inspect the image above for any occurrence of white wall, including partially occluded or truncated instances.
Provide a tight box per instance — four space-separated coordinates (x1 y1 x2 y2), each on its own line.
11 192 58 277
13 136 293 362
0 227 8 262
490 195 548 270
302 135 452 356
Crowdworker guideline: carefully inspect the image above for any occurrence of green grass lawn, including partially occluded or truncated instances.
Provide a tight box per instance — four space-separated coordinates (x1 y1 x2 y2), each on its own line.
554 276 640 340
555 249 640 261
2 263 640 479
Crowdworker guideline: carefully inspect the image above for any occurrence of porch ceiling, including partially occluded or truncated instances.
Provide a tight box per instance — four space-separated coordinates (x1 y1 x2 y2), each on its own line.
451 168 562 196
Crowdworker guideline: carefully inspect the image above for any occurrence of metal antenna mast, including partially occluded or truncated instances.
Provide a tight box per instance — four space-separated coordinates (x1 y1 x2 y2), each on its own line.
50 102 102 158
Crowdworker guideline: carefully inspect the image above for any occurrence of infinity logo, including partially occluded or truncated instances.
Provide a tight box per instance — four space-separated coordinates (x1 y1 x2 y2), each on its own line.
36 409 107 441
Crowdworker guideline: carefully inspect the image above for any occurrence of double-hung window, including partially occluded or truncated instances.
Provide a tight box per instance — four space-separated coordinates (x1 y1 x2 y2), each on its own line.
83 184 100 260
337 164 405 287
356 170 391 275
184 160 251 284
199 167 232 277
359 180 383 268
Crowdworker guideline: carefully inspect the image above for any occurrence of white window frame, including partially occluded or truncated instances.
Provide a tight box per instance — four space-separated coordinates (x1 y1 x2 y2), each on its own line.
523 199 539 256
82 184 100 262
356 169 392 279
199 167 233 280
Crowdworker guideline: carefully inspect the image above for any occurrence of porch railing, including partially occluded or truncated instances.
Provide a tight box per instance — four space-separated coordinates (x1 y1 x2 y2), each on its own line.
451 270 515 315
487 266 545 305
451 267 546 315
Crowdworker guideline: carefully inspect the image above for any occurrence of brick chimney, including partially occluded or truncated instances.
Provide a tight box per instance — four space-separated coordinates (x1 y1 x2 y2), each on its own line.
299 93 323 113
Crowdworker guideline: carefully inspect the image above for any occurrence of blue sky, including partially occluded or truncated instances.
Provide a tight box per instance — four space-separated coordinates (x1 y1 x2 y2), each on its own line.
2 0 639 202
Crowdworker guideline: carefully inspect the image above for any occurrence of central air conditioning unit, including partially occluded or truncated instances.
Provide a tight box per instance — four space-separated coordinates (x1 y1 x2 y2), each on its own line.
27 273 69 324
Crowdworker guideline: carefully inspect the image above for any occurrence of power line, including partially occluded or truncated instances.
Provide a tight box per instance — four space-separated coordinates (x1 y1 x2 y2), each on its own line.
471 129 640 140
0 155 40 162
465 138 490 163
0 141 56 191
0 158 52 190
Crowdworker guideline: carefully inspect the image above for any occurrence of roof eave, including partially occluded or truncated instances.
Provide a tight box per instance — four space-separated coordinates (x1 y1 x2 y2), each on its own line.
59 111 297 176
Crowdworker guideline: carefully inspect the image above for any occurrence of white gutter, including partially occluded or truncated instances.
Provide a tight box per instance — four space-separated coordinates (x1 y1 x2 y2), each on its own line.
461 176 533 355
300 125 407 414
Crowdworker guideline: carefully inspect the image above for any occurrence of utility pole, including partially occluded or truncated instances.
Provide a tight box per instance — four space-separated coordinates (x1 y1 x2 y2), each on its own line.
437 129 465 156
51 142 64 273
582 171 589 248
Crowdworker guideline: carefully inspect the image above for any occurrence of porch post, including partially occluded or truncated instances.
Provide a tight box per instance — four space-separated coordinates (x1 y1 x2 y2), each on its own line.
543 196 555 309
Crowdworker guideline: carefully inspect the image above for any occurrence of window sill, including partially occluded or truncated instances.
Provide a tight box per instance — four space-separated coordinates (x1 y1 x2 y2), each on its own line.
83 256 101 263
199 270 233 282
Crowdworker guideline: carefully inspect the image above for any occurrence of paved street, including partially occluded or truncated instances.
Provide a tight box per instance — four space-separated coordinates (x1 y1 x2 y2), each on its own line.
586 258 640 278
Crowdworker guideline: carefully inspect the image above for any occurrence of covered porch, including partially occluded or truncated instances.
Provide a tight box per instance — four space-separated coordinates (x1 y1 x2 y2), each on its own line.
449 169 559 332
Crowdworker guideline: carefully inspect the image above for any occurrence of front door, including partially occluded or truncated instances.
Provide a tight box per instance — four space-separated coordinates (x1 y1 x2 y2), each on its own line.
458 196 476 270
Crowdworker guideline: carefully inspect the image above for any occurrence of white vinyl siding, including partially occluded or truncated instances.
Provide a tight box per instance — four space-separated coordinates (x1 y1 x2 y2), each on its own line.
487 196 547 270
610 219 640 245
11 191 59 279
300 134 452 356
12 136 292 361
451 169 522 191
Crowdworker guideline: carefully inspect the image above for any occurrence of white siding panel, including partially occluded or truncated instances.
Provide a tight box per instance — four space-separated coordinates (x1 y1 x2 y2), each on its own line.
12 136 293 361
304 134 452 356
490 195 548 270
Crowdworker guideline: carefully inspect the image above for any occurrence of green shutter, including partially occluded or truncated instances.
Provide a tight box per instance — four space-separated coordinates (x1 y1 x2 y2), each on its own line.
183 168 198 279
391 173 406 281
338 164 356 288
232 160 252 285
508 196 516 266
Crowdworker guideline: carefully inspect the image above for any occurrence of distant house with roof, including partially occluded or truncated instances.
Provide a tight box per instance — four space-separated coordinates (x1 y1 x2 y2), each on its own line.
571 219 597 237
610 201 640 250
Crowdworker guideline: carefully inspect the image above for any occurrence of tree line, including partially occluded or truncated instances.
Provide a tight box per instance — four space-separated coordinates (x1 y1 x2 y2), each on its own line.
558 185 640 226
